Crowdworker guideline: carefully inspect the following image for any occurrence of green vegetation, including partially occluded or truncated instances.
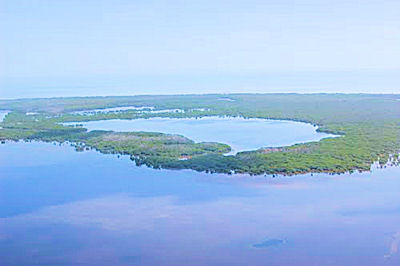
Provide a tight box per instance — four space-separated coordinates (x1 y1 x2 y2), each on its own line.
1 93 399 175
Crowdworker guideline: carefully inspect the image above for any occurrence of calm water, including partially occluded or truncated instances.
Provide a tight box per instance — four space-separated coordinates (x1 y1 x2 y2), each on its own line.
72 107 210 115
0 111 10 123
1 141 400 265
66 117 336 154
72 106 155 115
2 71 399 99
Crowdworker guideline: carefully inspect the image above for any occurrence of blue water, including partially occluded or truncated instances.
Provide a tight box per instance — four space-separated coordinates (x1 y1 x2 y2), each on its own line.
65 117 337 154
1 71 399 99
1 141 400 265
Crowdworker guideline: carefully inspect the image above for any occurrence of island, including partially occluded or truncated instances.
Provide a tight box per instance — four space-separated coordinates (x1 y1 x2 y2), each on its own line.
0 93 399 176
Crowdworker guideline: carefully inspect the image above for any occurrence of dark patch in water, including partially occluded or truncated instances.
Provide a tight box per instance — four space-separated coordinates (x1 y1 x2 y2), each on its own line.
253 238 285 248
120 255 142 263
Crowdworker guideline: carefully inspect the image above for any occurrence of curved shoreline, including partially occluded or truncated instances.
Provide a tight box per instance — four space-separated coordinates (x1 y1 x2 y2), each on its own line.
1 94 399 176
63 116 339 155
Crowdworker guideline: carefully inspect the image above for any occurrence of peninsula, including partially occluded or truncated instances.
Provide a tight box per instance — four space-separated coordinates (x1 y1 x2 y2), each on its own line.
0 94 399 175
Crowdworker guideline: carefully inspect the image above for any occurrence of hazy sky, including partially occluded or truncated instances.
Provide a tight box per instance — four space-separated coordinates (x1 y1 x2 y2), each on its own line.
1 0 399 98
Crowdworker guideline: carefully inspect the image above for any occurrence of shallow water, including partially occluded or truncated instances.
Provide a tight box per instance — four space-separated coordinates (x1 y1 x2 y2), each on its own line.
217 97 236 102
1 141 400 265
138 108 185 114
0 111 10 123
65 116 336 154
72 106 155 115
71 106 208 115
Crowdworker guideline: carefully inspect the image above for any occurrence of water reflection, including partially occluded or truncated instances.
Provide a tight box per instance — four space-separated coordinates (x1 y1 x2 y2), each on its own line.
65 116 337 154
253 238 286 248
1 142 400 265
385 232 400 258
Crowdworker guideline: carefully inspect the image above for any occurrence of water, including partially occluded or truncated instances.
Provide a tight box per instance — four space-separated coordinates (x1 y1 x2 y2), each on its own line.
64 117 337 154
72 106 155 115
138 108 185 114
1 71 399 99
217 97 236 102
71 107 210 116
1 141 400 265
0 111 10 122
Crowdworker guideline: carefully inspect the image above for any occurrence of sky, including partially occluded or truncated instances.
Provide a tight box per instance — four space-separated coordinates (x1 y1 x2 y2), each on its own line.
1 0 399 98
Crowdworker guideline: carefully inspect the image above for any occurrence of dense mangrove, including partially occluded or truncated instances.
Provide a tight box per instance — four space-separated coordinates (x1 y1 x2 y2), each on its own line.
0 93 399 175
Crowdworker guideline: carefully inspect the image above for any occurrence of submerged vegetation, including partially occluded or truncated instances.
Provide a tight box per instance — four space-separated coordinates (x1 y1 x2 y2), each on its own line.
0 94 399 175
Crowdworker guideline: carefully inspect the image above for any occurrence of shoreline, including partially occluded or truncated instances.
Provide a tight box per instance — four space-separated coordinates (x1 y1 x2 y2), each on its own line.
1 94 399 177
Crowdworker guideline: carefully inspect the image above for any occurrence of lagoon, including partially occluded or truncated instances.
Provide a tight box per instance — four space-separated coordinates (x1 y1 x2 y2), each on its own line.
65 116 336 154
